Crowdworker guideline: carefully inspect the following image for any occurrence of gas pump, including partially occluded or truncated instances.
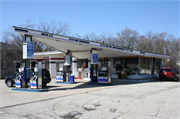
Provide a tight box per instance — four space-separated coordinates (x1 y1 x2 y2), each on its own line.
15 68 22 88
90 49 99 83
90 64 98 83
97 59 111 83
56 63 64 82
30 67 38 89
98 66 108 83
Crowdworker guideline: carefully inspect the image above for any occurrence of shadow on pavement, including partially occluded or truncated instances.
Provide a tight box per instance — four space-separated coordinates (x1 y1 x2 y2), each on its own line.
47 78 172 92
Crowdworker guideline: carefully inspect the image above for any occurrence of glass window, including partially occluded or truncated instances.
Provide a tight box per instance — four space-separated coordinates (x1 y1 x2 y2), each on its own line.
124 57 139 75
2 51 6 57
13 51 17 57
140 58 146 74
111 57 124 71
2 61 6 69
140 57 153 74
77 59 88 69
146 58 152 74
154 59 161 74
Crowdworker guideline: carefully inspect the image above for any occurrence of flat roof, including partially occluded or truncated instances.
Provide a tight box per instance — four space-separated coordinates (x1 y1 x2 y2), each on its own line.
14 26 170 59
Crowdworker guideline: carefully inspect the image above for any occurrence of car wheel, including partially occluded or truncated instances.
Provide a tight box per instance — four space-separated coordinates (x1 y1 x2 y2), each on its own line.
6 79 13 87
174 77 179 81
42 83 47 88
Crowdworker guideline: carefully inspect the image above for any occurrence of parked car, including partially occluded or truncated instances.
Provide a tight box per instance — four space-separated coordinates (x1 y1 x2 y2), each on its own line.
159 67 179 81
5 68 51 88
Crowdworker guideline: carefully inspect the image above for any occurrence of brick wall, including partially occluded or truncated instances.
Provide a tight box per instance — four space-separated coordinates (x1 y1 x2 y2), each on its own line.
1 49 23 79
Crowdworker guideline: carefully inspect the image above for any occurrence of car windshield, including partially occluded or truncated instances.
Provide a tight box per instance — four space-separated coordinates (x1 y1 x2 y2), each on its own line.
162 69 171 72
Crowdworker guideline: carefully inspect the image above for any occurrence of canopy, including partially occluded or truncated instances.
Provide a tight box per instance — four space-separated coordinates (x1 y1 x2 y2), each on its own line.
13 26 170 59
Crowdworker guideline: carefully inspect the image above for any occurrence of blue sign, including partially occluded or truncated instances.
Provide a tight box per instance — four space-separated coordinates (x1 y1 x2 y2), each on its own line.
27 42 34 57
93 53 98 63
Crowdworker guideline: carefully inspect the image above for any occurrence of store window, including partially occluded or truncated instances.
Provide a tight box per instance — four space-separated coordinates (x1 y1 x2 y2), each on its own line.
154 59 161 74
77 59 88 69
124 57 139 75
140 57 153 74
111 57 124 71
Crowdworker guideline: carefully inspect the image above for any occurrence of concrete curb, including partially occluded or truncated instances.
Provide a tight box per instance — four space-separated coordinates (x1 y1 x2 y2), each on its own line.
55 82 77 84
11 88 49 92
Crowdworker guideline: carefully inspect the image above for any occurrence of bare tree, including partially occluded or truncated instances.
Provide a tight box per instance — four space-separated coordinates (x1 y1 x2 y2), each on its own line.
116 27 139 49
37 18 71 36
2 18 71 52
136 35 147 51
100 32 115 45
84 32 101 42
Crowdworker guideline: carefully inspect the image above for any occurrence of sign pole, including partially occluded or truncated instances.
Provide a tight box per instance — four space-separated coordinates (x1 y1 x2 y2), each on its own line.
22 35 33 88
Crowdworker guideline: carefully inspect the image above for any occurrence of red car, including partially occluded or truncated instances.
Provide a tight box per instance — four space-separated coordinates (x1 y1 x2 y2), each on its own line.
159 67 179 81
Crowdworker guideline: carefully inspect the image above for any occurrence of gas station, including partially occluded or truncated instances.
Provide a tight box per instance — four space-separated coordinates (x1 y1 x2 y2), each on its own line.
12 26 170 91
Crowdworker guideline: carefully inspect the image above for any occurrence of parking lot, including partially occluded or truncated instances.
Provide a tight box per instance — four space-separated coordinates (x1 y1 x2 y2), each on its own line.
0 78 179 119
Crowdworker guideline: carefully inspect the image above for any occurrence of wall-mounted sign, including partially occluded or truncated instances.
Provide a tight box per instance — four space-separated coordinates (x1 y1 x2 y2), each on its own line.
23 42 34 59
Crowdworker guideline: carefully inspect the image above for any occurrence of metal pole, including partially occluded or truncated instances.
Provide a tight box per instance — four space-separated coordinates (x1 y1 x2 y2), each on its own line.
108 60 111 83
38 61 42 89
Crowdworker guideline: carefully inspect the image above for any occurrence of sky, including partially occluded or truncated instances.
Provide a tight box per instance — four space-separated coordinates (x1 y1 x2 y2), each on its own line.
0 0 179 40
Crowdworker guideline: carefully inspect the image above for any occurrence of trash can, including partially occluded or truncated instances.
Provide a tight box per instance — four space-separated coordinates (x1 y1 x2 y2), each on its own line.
121 71 127 79
69 75 74 82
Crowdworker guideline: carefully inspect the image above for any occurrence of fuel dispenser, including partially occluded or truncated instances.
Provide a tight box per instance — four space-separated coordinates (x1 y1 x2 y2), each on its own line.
30 67 38 89
62 65 72 82
56 63 64 82
90 64 98 83
90 49 99 83
15 68 22 88
97 59 111 83
98 67 108 83
29 61 43 89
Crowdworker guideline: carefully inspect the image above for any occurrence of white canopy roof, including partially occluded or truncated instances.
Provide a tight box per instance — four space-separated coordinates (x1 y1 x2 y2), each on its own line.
34 51 63 56
14 26 170 59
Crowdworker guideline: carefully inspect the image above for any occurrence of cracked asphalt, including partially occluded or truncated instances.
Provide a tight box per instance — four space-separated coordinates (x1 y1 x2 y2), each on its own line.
0 79 179 119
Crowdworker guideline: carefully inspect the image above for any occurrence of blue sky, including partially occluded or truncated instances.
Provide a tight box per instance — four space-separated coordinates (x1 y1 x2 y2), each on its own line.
0 0 179 40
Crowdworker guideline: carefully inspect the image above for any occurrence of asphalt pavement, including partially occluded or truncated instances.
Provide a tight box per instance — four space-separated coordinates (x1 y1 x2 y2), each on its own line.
0 78 179 119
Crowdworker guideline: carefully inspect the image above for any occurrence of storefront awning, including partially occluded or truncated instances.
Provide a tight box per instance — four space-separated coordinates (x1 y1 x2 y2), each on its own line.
13 26 170 59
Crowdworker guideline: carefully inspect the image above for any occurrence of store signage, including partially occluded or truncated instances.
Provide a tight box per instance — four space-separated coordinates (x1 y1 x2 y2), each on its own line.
23 42 34 59
91 50 98 64
41 33 53 37
140 51 145 54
